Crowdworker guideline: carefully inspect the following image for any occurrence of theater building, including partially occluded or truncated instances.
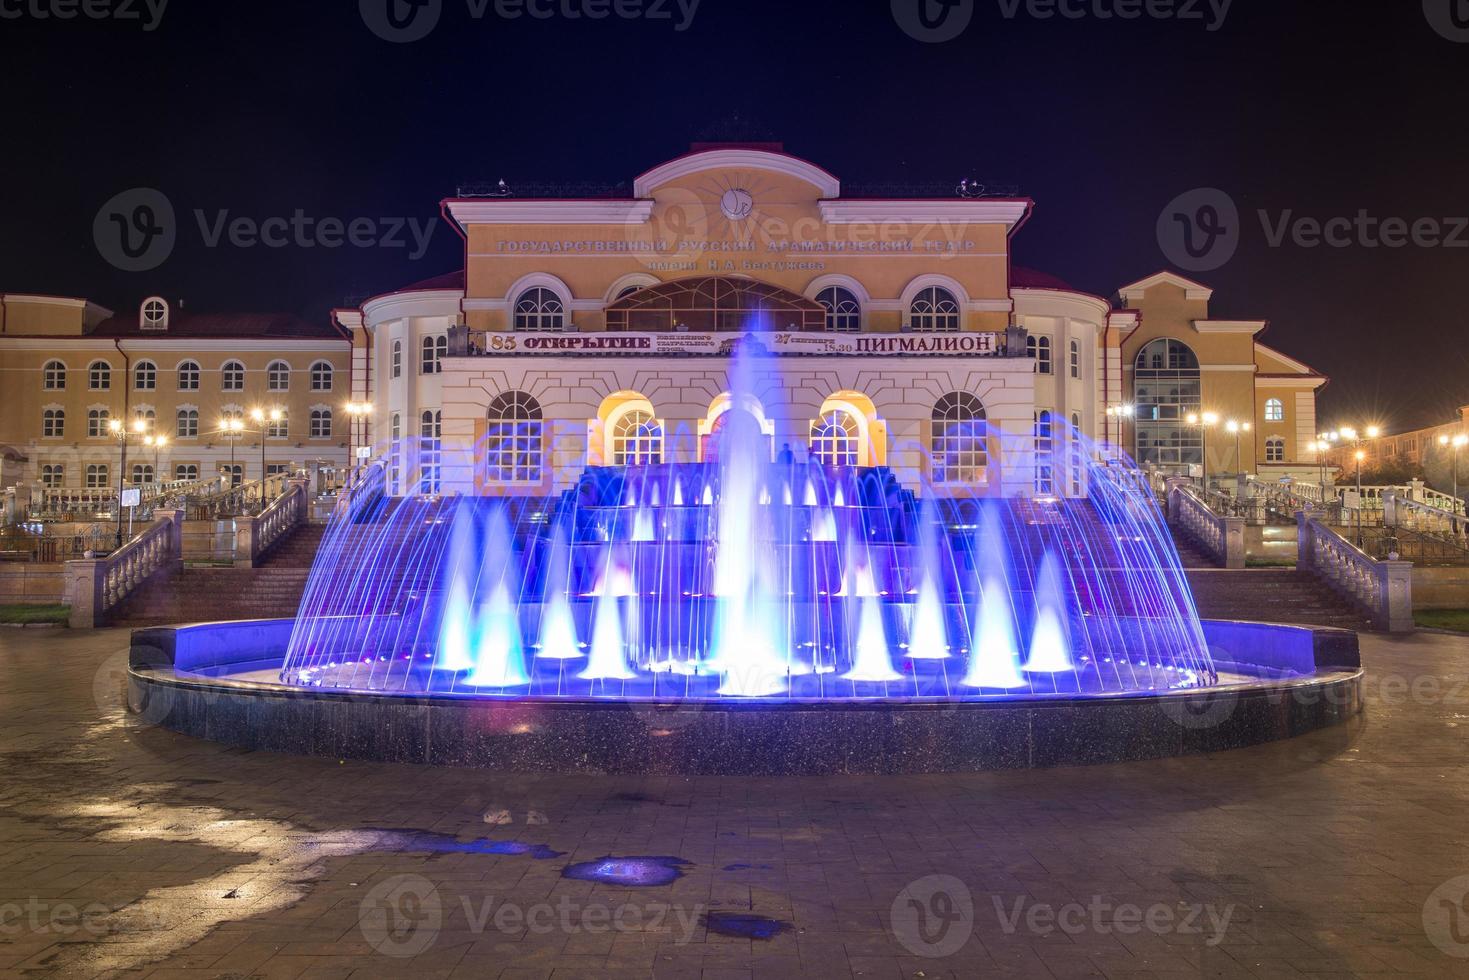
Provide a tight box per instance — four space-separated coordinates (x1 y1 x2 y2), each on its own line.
342 145 1328 500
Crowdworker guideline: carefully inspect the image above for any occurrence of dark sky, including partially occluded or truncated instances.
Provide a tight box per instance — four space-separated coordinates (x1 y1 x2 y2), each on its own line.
6 0 1468 429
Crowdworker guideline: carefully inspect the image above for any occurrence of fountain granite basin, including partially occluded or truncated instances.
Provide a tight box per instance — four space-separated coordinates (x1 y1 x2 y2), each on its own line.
127 617 1362 775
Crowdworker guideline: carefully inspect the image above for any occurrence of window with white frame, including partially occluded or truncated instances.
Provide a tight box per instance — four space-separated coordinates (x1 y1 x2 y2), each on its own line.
42 408 64 438
88 408 110 438
391 341 402 378
1028 335 1053 375
42 360 65 390
140 297 168 330
486 391 544 483
931 393 987 485
810 410 860 467
89 360 111 390
134 407 156 434
267 360 290 391
816 286 862 333
177 360 200 390
176 408 199 438
310 361 333 391
389 412 402 489
1264 398 1285 422
612 409 663 465
1034 410 1056 495
175 463 199 482
86 464 109 488
1069 340 1080 379
309 408 332 439
1266 436 1286 462
908 286 960 332
419 409 442 494
421 335 447 374
134 360 157 390
40 464 63 488
267 411 288 439
221 360 245 391
221 463 243 487
514 287 565 332
131 463 154 485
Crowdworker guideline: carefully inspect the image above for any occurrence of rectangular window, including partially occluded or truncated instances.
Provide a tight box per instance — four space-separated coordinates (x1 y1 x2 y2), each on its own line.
177 409 199 438
88 409 111 438
42 410 64 438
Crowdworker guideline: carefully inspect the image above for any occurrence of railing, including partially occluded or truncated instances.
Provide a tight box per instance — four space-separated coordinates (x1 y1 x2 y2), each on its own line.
65 509 184 628
1167 481 1245 568
233 478 309 567
1296 512 1412 633
1384 492 1469 552
1246 477 1340 525
0 523 113 563
29 476 220 522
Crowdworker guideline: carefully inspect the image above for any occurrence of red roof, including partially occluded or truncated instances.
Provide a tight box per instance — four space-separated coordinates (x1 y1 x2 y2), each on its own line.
1010 266 1076 291
89 311 346 340
392 269 465 293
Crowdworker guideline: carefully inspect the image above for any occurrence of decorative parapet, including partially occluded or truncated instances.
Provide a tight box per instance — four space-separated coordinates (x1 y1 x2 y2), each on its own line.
1296 511 1413 633
1167 480 1245 569
233 478 309 568
64 508 183 629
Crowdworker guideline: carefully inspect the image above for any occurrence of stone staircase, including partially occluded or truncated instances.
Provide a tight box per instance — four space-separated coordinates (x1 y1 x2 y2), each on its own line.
108 522 326 628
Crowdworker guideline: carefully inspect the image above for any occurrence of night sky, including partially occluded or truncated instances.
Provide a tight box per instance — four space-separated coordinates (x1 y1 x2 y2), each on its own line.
6 0 1468 430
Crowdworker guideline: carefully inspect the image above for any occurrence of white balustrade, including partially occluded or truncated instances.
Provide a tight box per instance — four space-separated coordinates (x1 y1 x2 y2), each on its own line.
65 509 184 627
1296 513 1412 633
1168 482 1245 568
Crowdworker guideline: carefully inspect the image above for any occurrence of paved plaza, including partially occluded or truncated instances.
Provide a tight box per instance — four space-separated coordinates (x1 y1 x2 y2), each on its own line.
2 627 1469 978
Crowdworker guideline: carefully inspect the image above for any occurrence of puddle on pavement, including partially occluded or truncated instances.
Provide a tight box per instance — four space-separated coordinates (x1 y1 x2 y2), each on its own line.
701 912 791 939
560 855 691 886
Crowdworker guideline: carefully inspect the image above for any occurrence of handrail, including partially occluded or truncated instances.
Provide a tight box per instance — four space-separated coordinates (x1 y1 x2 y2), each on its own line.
1296 511 1412 633
1167 481 1245 568
233 478 310 567
65 509 184 627
1384 492 1469 550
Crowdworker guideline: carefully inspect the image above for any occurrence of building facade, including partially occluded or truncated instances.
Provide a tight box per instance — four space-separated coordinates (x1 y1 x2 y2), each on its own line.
0 294 352 494
344 146 1328 499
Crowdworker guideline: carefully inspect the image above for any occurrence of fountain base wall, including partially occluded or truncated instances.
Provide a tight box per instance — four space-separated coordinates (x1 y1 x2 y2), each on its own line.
126 620 1363 775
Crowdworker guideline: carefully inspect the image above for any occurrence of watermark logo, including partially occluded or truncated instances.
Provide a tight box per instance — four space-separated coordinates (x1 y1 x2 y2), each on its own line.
1156 187 1239 272
0 0 169 31
891 0 974 42
94 187 176 273
359 874 442 957
1423 875 1469 957
890 874 974 957
359 0 442 43
361 0 700 43
1159 686 1239 730
1424 0 1469 42
994 895 1234 945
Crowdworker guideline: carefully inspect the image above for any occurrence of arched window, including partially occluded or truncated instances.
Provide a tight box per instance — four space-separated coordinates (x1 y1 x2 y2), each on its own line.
421 335 447 374
310 360 334 391
86 464 109 488
42 408 64 438
42 360 65 390
134 407 156 434
816 286 861 333
1264 398 1285 422
611 410 663 466
140 297 168 330
176 408 199 438
931 393 987 484
41 464 63 488
266 360 290 391
221 360 245 391
391 341 403 379
810 410 860 467
1034 410 1056 495
177 360 200 390
266 410 288 439
419 409 442 494
131 463 155 485
909 287 959 333
87 408 110 438
514 287 565 332
1133 338 1202 469
486 391 544 483
309 408 332 439
133 360 156 391
88 360 111 390
1027 335 1053 375
1266 436 1286 463
1069 340 1080 379
615 284 644 301
174 463 199 482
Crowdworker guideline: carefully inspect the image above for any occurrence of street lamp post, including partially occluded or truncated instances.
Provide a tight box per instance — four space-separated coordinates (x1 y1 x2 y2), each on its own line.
345 401 374 482
249 408 283 509
1186 411 1219 486
1438 432 1468 511
144 434 168 485
222 417 244 490
1226 420 1252 479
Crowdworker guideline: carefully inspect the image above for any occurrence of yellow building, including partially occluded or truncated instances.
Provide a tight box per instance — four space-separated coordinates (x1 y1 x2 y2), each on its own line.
0 294 352 494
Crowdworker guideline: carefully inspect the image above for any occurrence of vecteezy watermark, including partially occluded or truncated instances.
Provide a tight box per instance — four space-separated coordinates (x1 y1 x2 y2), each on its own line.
0 899 156 937
892 0 1231 42
1159 188 1469 272
358 873 704 958
93 187 439 272
359 0 700 44
994 895 1235 945
0 0 168 31
1424 875 1469 957
890 874 974 958
1423 0 1469 43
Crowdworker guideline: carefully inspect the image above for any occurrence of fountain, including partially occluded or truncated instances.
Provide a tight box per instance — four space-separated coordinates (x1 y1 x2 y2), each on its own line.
125 347 1364 774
